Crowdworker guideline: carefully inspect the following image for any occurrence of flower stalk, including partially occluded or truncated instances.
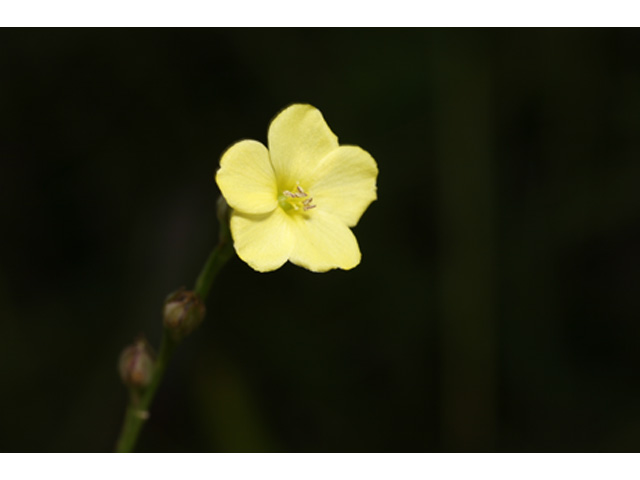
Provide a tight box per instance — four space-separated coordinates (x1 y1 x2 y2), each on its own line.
194 197 234 300
115 331 177 453
115 202 234 453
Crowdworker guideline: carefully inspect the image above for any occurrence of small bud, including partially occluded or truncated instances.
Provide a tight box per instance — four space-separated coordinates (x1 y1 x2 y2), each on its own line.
217 195 230 226
119 338 155 390
163 288 206 340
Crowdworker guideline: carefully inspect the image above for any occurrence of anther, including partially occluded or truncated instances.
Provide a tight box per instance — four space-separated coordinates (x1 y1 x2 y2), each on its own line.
303 197 316 211
283 189 306 199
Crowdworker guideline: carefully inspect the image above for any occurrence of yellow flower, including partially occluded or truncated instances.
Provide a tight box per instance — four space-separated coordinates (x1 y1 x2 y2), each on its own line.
215 104 378 273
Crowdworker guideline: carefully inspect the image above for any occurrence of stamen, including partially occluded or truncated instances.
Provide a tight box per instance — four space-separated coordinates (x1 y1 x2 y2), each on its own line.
283 189 306 199
280 183 316 212
302 197 316 211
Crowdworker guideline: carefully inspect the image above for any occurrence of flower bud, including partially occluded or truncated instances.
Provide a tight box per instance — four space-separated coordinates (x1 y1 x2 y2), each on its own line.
163 288 206 340
216 194 230 226
119 338 155 390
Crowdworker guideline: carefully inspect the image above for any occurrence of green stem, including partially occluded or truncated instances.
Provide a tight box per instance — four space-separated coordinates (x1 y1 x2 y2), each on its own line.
194 222 234 300
115 221 233 453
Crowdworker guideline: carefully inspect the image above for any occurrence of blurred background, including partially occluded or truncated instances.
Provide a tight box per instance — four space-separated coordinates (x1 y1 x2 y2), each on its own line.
1 28 640 452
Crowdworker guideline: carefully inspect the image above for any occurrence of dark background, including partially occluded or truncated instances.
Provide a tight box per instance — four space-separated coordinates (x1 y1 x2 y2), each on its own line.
1 29 640 452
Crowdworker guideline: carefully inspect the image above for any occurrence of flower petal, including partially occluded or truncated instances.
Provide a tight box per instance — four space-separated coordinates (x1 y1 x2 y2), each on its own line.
308 146 378 227
268 104 339 187
216 140 278 215
230 208 295 272
289 210 361 272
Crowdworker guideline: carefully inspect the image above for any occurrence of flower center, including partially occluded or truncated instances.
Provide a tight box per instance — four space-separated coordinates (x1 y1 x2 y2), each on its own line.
278 184 316 213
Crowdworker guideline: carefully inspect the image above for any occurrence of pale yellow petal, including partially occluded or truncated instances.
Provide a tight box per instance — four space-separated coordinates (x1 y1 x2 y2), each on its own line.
230 208 295 272
308 146 378 227
289 210 361 272
216 140 278 215
268 104 339 187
